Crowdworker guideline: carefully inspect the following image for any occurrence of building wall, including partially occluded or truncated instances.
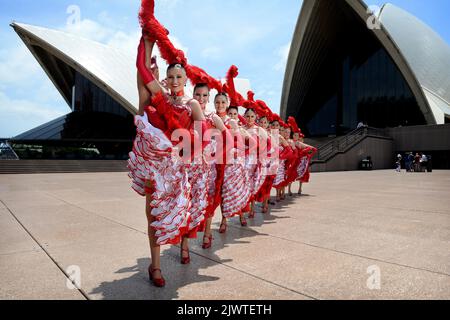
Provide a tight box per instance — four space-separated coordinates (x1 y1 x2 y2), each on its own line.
386 124 450 152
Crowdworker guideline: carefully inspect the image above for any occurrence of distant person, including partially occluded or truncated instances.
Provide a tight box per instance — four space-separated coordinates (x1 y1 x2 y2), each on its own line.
357 121 364 129
406 152 414 172
420 153 428 172
414 153 421 172
395 154 402 172
427 155 433 172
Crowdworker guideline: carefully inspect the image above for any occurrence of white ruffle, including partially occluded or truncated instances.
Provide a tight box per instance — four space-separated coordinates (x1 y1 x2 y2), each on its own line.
128 113 193 245
296 156 309 180
273 159 287 188
222 160 252 218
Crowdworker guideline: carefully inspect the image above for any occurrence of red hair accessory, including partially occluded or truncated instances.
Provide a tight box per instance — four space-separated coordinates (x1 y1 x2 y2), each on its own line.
186 65 222 92
242 91 258 110
287 116 302 134
224 65 245 107
279 120 290 128
139 0 221 90
255 100 274 119
247 91 255 102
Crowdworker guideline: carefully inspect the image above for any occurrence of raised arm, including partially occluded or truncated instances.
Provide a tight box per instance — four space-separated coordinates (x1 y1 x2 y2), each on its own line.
136 37 167 96
188 99 206 122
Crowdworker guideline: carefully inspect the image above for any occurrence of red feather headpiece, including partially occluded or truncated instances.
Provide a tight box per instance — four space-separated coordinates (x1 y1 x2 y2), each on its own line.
242 91 259 111
254 100 272 119
287 116 302 134
139 0 221 91
224 65 245 107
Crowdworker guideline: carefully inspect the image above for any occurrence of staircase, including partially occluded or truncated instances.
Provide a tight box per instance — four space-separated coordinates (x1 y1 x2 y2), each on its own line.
313 126 390 162
0 160 128 174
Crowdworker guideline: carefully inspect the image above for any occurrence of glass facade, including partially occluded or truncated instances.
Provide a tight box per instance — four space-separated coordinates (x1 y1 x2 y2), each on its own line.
73 72 130 118
297 1 426 137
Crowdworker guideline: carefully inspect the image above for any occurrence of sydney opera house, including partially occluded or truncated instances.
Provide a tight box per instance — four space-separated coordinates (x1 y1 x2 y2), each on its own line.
5 0 450 170
281 0 450 135
281 0 450 169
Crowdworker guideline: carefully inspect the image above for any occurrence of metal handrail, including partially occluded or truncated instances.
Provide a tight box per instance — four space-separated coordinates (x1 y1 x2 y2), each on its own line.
315 126 389 161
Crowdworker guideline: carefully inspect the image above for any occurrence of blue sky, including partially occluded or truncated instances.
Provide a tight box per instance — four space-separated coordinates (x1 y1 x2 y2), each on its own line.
0 0 449 137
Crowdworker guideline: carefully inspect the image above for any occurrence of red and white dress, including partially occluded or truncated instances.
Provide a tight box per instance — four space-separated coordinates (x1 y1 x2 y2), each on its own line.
128 93 208 245
244 125 265 201
254 133 279 202
272 142 295 189
201 113 224 224
297 145 317 183
221 130 252 218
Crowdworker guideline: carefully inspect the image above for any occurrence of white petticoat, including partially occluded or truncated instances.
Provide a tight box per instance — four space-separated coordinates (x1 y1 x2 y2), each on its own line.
128 113 195 245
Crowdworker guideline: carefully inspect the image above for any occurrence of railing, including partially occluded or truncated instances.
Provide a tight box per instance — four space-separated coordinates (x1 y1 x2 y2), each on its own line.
315 127 389 161
0 139 20 160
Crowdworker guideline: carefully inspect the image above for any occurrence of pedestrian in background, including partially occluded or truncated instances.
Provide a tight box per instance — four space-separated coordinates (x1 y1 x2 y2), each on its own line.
420 153 428 172
396 154 402 172
414 153 421 172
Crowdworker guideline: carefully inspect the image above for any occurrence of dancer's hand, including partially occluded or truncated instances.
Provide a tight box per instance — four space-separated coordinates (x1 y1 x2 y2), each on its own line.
147 56 159 81
229 119 238 130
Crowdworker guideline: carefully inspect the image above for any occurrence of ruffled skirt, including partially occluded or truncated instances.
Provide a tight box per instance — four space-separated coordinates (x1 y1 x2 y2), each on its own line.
272 159 287 189
222 160 252 218
128 113 205 245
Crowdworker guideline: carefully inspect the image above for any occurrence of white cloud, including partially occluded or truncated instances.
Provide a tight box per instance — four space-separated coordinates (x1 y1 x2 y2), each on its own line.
63 18 113 43
0 39 68 137
0 42 41 86
273 42 291 72
106 30 142 56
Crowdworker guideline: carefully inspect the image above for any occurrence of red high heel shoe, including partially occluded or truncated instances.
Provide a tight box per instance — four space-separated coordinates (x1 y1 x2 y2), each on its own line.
248 210 255 219
180 248 190 265
202 234 213 249
219 219 227 233
148 265 165 287
240 215 248 226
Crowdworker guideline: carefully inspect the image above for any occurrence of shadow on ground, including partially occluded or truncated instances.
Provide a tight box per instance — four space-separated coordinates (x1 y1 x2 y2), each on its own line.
90 183 308 299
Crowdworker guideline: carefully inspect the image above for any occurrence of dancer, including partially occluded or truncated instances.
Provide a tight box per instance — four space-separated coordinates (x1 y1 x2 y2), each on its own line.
129 0 222 286
296 133 317 195
280 122 297 200
254 102 279 212
271 118 294 202
222 66 256 226
242 94 269 218
213 90 252 231
282 125 297 196
287 117 317 195
192 83 230 248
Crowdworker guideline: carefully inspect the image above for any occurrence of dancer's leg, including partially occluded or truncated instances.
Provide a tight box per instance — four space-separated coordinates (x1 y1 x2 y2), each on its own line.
203 217 213 246
145 190 161 279
298 182 303 195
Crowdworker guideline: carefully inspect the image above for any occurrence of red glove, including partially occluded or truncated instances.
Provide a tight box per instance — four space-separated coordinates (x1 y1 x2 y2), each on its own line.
136 37 155 85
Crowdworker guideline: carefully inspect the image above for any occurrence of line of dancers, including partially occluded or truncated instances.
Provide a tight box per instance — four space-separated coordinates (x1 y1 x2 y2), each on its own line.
128 0 317 287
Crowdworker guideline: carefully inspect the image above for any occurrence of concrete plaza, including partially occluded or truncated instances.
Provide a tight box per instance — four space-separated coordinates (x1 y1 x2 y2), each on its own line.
0 170 449 300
